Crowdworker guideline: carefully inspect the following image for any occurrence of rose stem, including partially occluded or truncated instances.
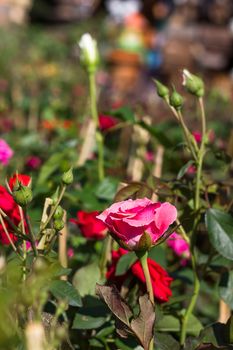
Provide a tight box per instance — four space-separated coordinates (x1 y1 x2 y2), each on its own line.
89 70 104 181
180 97 207 345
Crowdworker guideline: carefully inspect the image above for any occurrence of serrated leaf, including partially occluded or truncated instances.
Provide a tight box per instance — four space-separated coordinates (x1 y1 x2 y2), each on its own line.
206 209 233 260
154 332 180 350
49 280 82 307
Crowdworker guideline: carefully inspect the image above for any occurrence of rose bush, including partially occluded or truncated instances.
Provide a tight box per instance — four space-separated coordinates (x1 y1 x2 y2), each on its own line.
97 198 177 250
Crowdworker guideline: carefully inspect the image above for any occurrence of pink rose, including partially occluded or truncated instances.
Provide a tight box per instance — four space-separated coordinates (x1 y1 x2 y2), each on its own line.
0 139 14 166
167 232 190 266
97 198 177 250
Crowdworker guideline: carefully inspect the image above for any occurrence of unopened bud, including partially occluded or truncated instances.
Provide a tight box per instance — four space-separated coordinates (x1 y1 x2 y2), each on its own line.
53 220 64 231
54 206 64 220
13 185 33 206
169 88 183 110
62 168 73 185
79 33 99 73
182 69 204 97
154 80 169 100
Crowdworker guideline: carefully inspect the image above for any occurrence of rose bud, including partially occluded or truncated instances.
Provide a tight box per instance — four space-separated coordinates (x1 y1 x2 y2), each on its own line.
53 219 65 231
154 79 169 101
97 198 177 252
13 185 33 207
54 206 64 220
62 168 73 185
182 69 204 97
169 88 183 111
78 33 99 73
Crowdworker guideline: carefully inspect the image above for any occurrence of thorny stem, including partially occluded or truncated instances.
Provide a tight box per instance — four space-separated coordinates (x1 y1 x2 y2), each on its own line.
99 235 112 280
89 71 104 181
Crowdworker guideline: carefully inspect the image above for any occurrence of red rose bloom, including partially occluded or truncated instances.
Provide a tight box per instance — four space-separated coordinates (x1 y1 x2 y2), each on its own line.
70 211 107 240
98 115 118 131
107 248 173 303
9 174 31 190
0 185 22 245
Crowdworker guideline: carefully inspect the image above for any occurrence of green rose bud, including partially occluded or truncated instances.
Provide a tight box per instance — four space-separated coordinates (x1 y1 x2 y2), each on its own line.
62 168 73 185
154 80 169 100
169 88 183 110
13 185 33 206
182 69 204 97
54 206 64 220
53 219 64 231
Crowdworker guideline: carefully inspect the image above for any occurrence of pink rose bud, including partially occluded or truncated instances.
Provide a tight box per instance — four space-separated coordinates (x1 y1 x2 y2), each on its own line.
192 131 202 144
97 198 177 251
0 139 14 166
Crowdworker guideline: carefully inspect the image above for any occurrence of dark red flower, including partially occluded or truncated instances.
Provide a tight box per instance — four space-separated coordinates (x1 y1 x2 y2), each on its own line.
9 174 31 190
70 211 107 240
106 248 173 303
25 156 42 170
98 115 118 131
0 185 22 245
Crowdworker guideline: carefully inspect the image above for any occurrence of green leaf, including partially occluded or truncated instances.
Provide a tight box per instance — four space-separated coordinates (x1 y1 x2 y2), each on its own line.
110 106 135 123
177 160 194 179
49 280 82 307
72 313 106 330
115 252 137 276
154 332 180 350
73 262 101 297
156 314 203 336
206 209 233 260
219 271 233 308
95 177 118 201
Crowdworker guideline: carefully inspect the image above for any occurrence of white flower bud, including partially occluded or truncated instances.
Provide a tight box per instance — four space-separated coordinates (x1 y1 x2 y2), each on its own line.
79 33 99 72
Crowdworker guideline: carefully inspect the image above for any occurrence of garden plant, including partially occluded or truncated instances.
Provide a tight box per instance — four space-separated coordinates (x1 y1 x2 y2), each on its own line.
0 32 232 350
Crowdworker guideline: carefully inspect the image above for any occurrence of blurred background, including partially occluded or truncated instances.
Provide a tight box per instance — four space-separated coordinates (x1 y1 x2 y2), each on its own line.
0 0 232 141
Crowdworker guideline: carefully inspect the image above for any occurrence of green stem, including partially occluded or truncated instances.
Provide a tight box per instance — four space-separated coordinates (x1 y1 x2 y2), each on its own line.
99 235 112 280
138 251 154 305
40 185 66 233
180 252 200 345
180 97 207 346
138 251 154 350
89 71 104 181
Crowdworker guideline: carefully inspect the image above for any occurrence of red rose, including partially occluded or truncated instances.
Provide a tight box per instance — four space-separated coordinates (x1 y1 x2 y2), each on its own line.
132 259 173 303
0 185 22 245
9 174 31 190
98 115 118 131
70 211 107 240
106 248 173 303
